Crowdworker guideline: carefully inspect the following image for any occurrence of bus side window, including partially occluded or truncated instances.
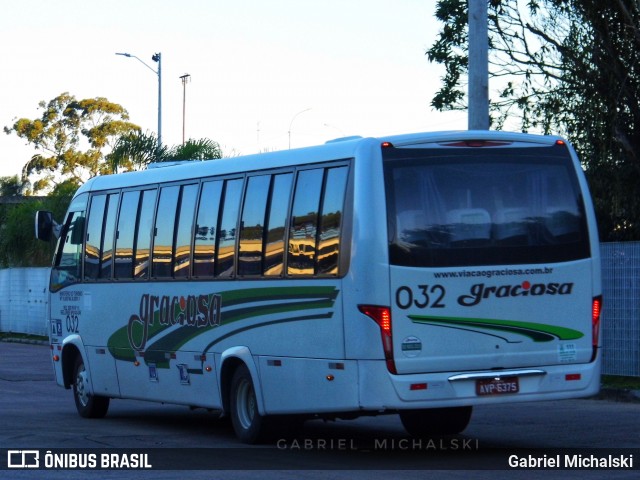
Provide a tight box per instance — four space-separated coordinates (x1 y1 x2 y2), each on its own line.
238 175 270 276
152 186 180 278
83 193 119 280
134 189 157 280
263 173 293 276
318 166 348 275
193 181 223 277
288 168 323 276
114 190 141 279
174 184 198 278
215 178 243 278
100 193 119 279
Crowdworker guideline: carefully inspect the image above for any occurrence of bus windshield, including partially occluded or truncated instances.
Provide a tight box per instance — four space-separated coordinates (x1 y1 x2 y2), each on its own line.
384 144 590 268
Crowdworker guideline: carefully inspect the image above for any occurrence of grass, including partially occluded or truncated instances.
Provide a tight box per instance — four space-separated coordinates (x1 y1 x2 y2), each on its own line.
601 375 640 390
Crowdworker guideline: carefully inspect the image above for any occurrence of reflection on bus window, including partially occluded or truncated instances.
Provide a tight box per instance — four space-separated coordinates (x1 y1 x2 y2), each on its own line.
194 181 223 277
134 189 157 280
84 194 106 280
288 169 323 275
264 173 293 276
216 179 243 278
153 186 180 278
100 193 119 279
318 166 348 275
239 175 270 276
114 191 140 279
174 184 198 278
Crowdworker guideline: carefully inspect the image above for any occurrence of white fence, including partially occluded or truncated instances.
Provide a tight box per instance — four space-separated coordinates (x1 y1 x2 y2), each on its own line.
1 243 639 376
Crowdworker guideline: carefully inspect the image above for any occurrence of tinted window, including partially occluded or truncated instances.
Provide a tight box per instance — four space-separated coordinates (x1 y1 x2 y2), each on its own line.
384 145 590 267
153 186 179 278
288 169 323 275
318 166 348 275
100 193 119 279
114 191 140 279
194 180 223 277
216 179 243 278
174 184 198 278
239 175 270 276
264 173 293 276
84 194 106 280
134 189 157 280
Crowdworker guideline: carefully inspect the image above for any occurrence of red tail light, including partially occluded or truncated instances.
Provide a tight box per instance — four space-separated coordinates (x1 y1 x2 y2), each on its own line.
591 296 602 362
358 305 396 374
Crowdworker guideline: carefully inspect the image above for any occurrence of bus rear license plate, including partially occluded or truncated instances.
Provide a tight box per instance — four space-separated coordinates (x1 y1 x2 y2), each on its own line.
476 377 519 396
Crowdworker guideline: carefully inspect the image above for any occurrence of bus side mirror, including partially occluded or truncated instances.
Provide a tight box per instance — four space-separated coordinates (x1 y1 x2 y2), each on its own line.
35 210 56 242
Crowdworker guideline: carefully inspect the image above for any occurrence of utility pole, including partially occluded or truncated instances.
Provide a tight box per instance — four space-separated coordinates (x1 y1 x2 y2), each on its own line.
179 74 191 144
468 0 489 130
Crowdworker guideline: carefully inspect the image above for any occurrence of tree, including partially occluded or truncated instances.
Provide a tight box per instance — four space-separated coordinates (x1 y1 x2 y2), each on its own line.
107 131 223 172
4 92 140 194
0 176 23 196
107 131 166 173
427 0 640 241
167 138 223 161
0 180 76 268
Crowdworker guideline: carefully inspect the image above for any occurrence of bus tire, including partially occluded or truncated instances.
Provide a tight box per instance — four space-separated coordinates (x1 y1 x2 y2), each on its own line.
399 406 472 437
72 355 109 419
229 364 271 444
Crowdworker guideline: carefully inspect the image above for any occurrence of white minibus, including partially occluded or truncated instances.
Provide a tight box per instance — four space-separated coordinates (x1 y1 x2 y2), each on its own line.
36 131 602 443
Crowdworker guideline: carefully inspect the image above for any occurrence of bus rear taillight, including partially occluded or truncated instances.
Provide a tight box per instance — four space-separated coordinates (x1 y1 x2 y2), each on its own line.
358 305 397 374
591 296 603 362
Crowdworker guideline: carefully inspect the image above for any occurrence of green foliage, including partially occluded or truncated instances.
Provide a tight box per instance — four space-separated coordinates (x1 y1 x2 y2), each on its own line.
4 92 140 194
108 131 167 172
0 200 51 267
0 176 22 196
428 0 640 241
108 132 223 172
0 181 76 268
167 138 223 161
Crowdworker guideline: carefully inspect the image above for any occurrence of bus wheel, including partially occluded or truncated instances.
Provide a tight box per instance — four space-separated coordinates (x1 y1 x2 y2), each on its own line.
72 355 109 418
400 406 472 437
229 364 271 444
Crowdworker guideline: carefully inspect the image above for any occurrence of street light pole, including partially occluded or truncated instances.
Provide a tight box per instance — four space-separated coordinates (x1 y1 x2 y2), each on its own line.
116 51 163 154
152 53 162 151
288 108 311 149
179 74 191 145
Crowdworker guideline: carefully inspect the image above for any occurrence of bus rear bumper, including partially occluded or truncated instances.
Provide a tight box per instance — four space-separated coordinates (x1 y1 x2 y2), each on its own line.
357 358 602 410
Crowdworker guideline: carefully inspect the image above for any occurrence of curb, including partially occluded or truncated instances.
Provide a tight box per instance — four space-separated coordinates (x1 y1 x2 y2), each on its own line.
1 337 49 346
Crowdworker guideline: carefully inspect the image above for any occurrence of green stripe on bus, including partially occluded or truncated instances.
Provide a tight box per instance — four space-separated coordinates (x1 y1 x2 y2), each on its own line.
409 315 584 342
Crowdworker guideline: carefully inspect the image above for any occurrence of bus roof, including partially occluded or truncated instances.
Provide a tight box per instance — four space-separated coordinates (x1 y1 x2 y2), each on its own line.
76 130 566 195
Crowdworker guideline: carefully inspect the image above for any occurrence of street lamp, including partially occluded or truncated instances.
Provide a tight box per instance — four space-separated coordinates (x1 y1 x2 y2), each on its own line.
179 74 191 145
116 51 163 154
288 107 311 149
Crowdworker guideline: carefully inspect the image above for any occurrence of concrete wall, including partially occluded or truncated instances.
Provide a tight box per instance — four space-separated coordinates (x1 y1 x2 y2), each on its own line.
0 268 49 336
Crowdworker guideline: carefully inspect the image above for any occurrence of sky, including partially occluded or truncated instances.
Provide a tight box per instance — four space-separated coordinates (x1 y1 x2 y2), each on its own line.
0 0 468 179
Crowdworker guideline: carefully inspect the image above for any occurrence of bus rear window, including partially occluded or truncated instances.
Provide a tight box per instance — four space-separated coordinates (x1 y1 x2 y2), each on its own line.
383 145 590 267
